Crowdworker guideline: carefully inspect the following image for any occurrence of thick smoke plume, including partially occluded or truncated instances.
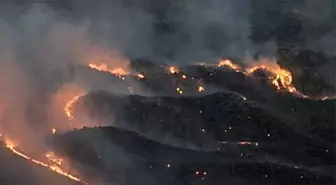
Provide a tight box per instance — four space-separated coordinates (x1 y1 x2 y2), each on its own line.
0 0 261 141
0 0 334 184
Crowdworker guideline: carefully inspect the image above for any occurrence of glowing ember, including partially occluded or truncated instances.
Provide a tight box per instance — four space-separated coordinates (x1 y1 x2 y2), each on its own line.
198 86 205 92
88 63 129 78
321 96 336 101
137 73 145 79
176 87 183 94
169 66 179 74
219 141 259 146
65 94 83 120
322 96 329 101
238 141 259 146
4 140 86 184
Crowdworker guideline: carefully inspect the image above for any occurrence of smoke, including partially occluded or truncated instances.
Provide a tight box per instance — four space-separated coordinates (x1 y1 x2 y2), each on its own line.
67 0 271 63
299 0 336 86
162 0 255 62
16 0 265 64
0 4 68 144
300 0 335 55
0 4 153 185
0 0 333 184
0 0 262 135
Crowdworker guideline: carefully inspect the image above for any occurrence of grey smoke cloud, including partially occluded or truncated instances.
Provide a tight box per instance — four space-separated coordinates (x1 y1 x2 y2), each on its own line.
0 0 333 153
298 0 335 56
37 0 265 63
0 2 259 184
163 0 253 62
0 0 263 134
0 0 276 87
0 0 334 184
298 0 336 87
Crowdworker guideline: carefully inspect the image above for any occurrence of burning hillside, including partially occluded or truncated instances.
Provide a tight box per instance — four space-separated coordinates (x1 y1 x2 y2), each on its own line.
78 58 333 100
4 140 85 183
0 57 334 185
44 57 334 184
88 64 128 79
0 0 335 185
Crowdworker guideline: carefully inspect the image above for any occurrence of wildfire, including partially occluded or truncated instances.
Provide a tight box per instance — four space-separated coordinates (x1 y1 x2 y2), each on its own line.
65 94 83 120
246 65 299 93
217 59 305 96
46 151 64 166
169 66 179 74
137 73 145 79
218 59 240 71
88 63 129 78
198 86 205 92
4 140 86 184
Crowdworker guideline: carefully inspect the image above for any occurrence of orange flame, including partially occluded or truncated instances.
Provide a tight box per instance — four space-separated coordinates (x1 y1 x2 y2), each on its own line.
217 59 306 96
51 83 87 130
82 46 130 79
169 66 179 74
218 59 240 71
198 86 205 92
46 151 64 166
246 64 299 94
4 140 86 184
88 63 129 78
64 94 83 120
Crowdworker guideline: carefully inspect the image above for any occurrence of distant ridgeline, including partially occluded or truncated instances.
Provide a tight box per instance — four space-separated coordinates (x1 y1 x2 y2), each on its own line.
250 0 336 97
13 0 334 97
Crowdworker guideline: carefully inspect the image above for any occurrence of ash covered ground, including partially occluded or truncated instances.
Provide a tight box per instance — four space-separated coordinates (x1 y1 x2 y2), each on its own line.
0 0 335 185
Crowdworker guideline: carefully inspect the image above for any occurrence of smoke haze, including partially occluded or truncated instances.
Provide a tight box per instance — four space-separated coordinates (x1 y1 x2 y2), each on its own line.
0 0 262 138
0 2 266 184
0 0 334 184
